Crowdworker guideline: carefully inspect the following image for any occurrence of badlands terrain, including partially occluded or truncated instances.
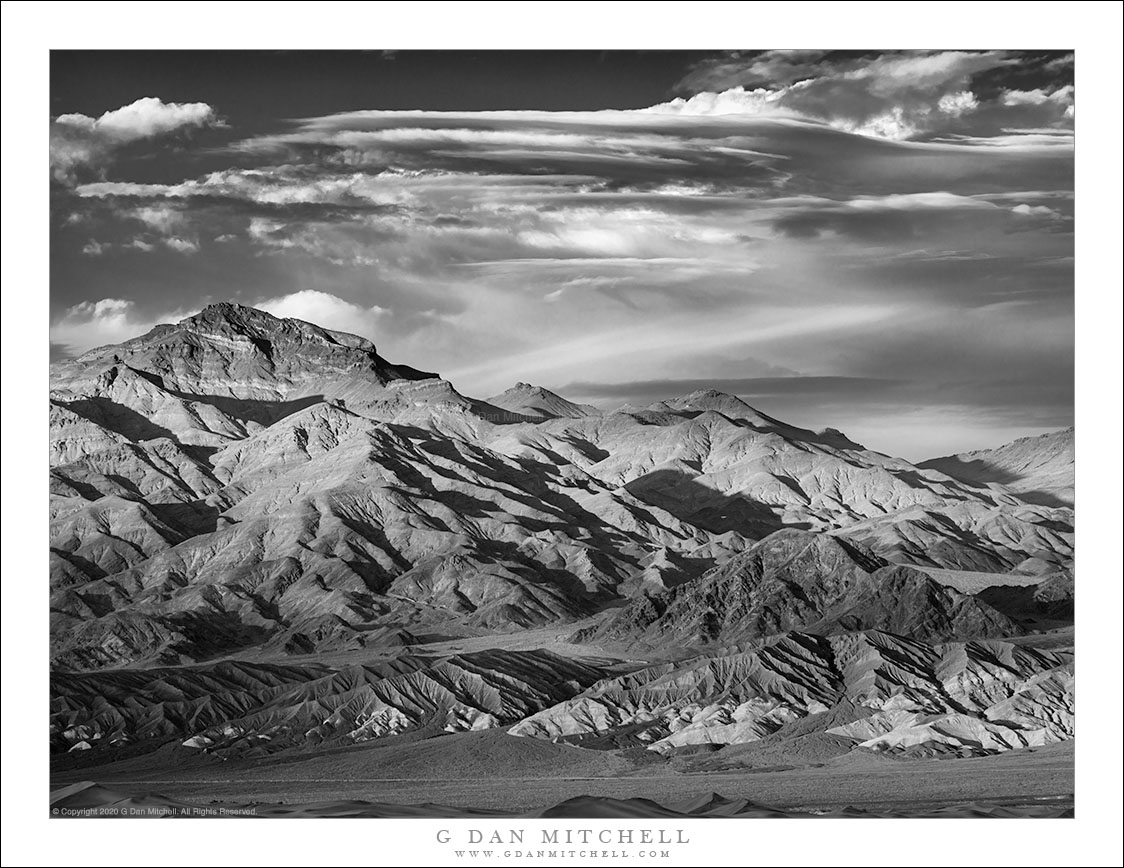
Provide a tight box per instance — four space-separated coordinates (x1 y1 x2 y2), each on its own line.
49 304 1075 816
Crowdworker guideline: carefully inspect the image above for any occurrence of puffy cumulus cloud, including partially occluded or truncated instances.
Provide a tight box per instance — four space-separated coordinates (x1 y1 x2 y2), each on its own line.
56 97 216 140
50 96 221 183
664 50 1073 141
50 298 196 356
937 91 979 117
642 88 796 118
254 290 388 339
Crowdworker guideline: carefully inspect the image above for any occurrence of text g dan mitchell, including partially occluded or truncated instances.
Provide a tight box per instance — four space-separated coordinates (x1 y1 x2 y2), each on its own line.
436 829 690 845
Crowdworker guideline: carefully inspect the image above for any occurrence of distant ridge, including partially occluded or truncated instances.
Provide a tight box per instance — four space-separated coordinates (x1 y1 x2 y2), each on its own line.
920 428 1074 507
485 382 601 420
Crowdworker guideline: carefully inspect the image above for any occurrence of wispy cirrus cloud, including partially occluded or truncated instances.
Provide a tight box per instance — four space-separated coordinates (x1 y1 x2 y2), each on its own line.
49 59 1073 456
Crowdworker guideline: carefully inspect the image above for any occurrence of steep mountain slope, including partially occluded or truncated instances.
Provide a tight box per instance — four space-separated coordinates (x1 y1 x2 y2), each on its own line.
49 304 1073 672
512 630 1074 756
920 428 1074 507
574 529 1022 650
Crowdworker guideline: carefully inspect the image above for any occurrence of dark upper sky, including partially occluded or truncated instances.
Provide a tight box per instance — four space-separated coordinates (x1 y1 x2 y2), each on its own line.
49 50 1074 459
52 51 717 116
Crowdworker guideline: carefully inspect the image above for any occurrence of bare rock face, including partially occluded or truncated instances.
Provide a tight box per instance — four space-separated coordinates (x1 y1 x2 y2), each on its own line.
48 304 1073 672
573 529 1022 649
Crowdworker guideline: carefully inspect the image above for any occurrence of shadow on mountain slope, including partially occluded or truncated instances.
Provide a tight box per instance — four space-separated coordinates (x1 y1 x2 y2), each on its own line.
624 468 788 536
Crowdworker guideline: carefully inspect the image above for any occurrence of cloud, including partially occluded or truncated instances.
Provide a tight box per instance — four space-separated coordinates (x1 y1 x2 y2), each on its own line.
442 303 901 398
56 97 217 140
50 96 221 183
254 290 388 339
766 191 1011 241
48 56 1072 458
163 236 200 254
937 91 979 116
664 50 1073 141
1002 85 1074 107
49 298 195 356
642 88 797 119
132 204 187 234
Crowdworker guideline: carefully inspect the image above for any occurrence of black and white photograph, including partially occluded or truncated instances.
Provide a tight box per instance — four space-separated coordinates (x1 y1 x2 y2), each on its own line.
3 3 1123 866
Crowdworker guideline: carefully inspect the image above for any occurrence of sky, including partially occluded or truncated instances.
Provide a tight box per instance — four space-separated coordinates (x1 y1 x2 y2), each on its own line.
48 50 1074 460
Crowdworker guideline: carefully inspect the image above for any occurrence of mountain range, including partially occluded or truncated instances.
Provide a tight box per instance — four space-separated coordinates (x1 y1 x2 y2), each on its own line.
49 303 1074 772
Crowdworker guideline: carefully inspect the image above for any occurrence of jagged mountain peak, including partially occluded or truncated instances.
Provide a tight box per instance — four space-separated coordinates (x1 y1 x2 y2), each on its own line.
52 302 438 402
177 303 375 351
